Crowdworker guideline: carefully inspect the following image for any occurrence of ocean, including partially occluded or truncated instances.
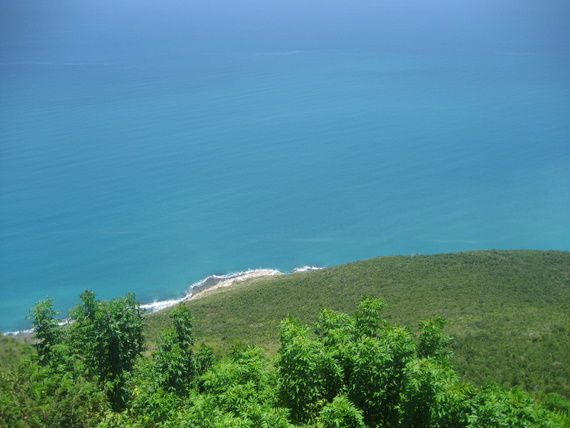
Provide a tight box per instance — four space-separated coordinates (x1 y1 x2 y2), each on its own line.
1 0 569 332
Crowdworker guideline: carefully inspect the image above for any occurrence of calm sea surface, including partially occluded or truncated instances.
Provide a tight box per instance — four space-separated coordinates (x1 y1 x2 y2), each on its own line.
1 0 569 331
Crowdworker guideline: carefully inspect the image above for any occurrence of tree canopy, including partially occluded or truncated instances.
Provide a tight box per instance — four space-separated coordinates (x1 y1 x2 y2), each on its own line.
1 293 567 427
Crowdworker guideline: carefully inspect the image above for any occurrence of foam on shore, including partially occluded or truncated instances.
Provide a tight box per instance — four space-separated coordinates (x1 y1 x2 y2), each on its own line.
140 268 284 313
292 265 322 273
5 265 323 336
5 318 71 337
140 265 322 314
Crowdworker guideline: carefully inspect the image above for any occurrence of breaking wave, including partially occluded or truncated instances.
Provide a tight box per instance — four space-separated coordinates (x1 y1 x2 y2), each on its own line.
140 265 322 314
5 265 323 336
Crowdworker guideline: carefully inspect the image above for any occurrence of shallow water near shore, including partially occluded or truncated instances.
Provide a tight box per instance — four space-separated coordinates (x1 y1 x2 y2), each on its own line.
1 0 569 332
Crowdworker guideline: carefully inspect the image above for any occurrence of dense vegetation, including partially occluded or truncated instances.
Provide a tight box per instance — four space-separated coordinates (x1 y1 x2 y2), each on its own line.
147 250 570 397
1 249 569 426
2 292 568 427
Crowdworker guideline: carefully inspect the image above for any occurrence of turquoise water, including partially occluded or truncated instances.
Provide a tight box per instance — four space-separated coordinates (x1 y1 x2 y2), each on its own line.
1 0 569 331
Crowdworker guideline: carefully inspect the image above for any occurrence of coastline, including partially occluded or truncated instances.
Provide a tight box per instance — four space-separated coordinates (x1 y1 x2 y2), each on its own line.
140 266 321 314
138 268 283 314
4 265 322 337
184 268 284 300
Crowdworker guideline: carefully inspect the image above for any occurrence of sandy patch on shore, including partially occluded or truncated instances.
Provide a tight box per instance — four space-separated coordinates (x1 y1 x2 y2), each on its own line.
186 269 284 301
7 267 321 336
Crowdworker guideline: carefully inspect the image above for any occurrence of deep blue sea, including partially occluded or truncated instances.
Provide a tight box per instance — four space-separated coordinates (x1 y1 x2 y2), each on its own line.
1 0 569 331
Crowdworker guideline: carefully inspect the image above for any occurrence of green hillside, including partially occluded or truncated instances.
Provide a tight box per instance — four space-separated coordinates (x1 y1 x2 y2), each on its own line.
2 249 569 427
148 249 570 397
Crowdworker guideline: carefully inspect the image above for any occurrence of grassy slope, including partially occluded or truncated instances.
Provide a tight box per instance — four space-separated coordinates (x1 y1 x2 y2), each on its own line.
148 249 570 397
0 334 34 371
